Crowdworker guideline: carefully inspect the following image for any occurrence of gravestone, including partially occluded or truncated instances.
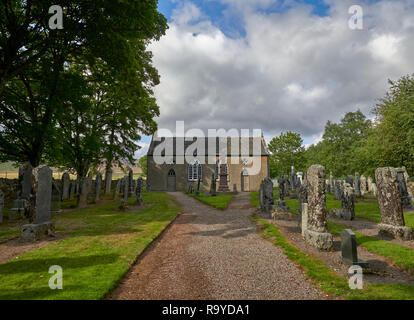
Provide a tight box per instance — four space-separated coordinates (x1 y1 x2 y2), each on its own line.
345 175 354 188
301 203 308 237
371 183 378 197
360 175 367 196
297 172 303 185
21 166 55 241
262 178 274 213
105 168 112 195
217 164 230 192
304 165 333 250
19 162 33 198
210 173 217 196
78 177 92 208
114 179 121 200
0 191 4 224
329 171 334 190
341 229 368 267
334 180 341 200
128 168 134 196
367 177 373 194
259 182 264 211
61 172 70 200
95 172 103 202
50 181 62 214
121 176 129 208
331 183 355 220
298 183 308 226
136 177 143 205
402 167 413 200
376 167 413 240
354 173 361 197
69 180 76 200
396 168 413 210
278 174 290 201
325 179 330 194
291 166 297 190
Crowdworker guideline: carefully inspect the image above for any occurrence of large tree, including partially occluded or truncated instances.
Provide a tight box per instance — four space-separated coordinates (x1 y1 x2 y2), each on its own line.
0 0 167 167
268 131 305 177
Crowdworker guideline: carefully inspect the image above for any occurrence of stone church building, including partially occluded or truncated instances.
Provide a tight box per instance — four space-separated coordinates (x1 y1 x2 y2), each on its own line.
147 136 270 192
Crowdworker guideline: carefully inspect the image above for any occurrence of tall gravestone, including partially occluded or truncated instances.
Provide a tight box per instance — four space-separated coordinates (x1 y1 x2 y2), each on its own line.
371 183 378 197
259 182 264 211
334 180 341 200
402 167 413 200
121 176 129 208
114 179 121 200
10 162 32 220
396 168 413 210
50 181 62 214
329 172 334 191
360 175 367 196
304 165 333 250
298 183 308 227
105 168 113 195
354 173 361 197
331 183 355 220
262 177 274 214
376 167 413 240
291 166 296 190
95 172 102 202
217 164 230 192
341 229 368 267
0 191 4 224
210 173 217 196
21 166 55 241
367 177 373 194
128 169 134 196
136 177 143 205
61 172 70 200
69 180 76 200
78 177 91 208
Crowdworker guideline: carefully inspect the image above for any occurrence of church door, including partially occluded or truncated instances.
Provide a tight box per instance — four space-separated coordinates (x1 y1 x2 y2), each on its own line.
167 169 176 192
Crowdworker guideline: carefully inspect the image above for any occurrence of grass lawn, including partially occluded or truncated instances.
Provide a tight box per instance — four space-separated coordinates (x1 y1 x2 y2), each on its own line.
0 191 181 300
253 216 414 300
190 191 235 210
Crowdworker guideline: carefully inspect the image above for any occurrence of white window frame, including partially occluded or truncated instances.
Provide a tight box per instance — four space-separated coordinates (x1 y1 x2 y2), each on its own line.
188 159 202 181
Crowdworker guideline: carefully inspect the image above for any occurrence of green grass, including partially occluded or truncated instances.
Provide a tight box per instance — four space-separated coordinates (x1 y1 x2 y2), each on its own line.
191 191 235 210
0 192 181 300
252 216 414 300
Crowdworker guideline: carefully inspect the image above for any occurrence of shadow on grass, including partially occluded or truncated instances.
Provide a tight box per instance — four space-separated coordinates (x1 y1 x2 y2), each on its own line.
0 285 86 300
0 253 119 275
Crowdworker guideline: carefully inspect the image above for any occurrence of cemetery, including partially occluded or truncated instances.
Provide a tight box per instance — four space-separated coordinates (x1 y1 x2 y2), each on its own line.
1 0 414 304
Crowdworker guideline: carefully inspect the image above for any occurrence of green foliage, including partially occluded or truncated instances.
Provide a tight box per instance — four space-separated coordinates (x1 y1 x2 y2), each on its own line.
268 131 305 177
138 155 148 176
0 192 181 299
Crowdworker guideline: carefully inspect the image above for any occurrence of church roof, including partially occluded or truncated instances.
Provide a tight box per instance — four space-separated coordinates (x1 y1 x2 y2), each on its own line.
148 137 269 156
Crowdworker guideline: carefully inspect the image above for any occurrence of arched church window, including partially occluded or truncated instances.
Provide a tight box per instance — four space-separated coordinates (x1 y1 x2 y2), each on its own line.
188 159 202 181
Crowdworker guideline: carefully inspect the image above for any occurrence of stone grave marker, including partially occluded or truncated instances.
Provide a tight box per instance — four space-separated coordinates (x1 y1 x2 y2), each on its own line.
397 168 413 210
341 229 368 267
21 166 55 241
210 173 217 196
114 179 121 200
50 180 62 214
105 168 112 195
304 165 333 250
354 173 361 197
136 177 143 205
376 167 413 240
95 172 103 202
61 172 70 200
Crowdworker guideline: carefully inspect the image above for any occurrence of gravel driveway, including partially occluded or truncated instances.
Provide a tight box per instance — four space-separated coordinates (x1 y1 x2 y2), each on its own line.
108 192 326 300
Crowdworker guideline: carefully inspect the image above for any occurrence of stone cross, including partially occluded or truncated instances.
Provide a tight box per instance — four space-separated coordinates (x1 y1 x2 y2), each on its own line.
95 172 102 202
61 172 70 200
0 191 4 224
340 229 368 267
21 165 55 241
105 168 112 195
136 177 143 205
376 167 413 240
304 165 333 250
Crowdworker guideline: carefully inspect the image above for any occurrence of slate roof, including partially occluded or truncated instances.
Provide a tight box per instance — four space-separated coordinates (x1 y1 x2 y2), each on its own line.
148 137 269 156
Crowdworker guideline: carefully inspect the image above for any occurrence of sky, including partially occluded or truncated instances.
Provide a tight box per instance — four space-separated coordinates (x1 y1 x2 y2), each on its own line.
136 0 414 159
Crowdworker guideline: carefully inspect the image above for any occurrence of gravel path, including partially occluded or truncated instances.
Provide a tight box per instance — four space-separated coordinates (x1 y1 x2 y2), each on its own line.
108 192 326 300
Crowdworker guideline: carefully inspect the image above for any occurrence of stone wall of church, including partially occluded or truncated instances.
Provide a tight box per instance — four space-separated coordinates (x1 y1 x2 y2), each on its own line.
147 156 268 192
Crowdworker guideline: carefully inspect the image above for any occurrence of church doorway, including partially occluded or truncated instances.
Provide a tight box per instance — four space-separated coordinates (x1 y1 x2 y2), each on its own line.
167 169 176 192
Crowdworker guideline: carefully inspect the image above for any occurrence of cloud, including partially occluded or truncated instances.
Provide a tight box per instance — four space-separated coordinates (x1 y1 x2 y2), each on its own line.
150 0 414 146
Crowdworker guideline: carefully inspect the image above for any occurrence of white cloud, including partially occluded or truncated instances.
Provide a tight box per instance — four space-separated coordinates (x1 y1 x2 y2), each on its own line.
149 0 414 142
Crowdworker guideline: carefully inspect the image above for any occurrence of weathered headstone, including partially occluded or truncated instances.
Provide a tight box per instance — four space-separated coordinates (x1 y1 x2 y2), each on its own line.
371 183 378 197
291 166 297 190
262 177 274 214
114 179 121 200
334 180 341 200
105 168 113 195
19 162 33 198
95 172 103 202
0 191 4 224
298 183 308 225
331 183 355 220
376 167 413 240
304 165 333 250
301 203 308 238
360 175 367 196
329 171 334 191
136 177 143 205
121 176 129 208
402 167 413 200
61 172 70 200
354 173 361 197
259 182 264 211
128 168 134 196
21 166 55 241
345 175 354 188
340 229 368 267
78 177 92 208
69 180 76 200
367 177 373 194
217 164 230 192
10 162 32 220
50 181 62 214
396 168 413 210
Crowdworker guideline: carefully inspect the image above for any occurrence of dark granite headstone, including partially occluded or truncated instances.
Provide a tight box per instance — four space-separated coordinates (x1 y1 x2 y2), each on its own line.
341 229 368 267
